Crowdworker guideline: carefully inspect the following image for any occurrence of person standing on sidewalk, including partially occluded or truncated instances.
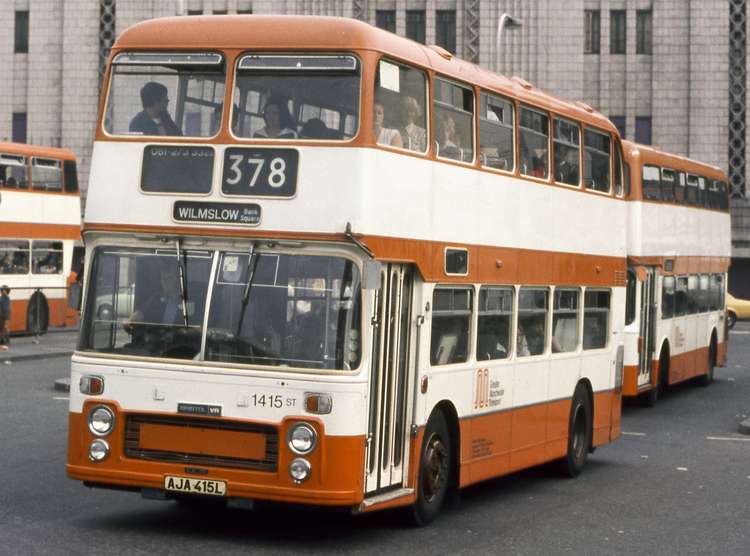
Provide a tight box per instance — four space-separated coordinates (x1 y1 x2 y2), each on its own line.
0 286 10 350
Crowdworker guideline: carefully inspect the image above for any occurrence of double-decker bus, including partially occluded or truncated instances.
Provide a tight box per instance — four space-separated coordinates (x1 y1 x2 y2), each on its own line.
621 140 730 405
67 15 626 524
0 142 82 333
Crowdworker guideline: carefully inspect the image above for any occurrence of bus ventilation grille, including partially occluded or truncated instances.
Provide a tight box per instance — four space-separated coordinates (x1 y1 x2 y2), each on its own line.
124 414 278 472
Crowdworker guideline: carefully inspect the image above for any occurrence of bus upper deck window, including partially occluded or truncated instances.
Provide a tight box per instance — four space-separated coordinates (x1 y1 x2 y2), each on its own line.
583 127 611 193
553 117 580 186
434 78 475 163
479 92 514 172
232 54 360 141
105 52 226 138
31 158 62 192
0 154 28 188
374 59 428 152
519 106 549 179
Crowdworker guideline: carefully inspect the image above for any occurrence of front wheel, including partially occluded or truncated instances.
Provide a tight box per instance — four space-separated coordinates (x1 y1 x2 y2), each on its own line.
727 311 737 330
699 341 716 387
411 411 452 526
558 386 592 478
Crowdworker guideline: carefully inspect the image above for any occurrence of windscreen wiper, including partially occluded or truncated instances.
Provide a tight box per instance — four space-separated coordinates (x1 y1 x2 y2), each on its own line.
175 239 189 328
235 242 260 337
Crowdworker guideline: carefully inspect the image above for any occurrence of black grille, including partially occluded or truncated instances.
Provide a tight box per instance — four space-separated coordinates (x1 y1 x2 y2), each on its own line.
124 414 278 472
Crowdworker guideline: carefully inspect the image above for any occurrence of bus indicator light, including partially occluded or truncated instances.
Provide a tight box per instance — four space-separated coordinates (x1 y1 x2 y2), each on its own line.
304 393 332 414
79 375 104 396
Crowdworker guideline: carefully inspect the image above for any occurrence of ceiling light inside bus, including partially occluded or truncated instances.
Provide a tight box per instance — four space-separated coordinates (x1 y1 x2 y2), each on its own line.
89 439 110 462
289 458 311 484
88 406 115 436
288 423 317 454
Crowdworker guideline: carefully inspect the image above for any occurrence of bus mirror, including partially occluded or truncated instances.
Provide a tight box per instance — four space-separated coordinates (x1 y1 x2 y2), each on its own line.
362 261 382 290
68 282 82 311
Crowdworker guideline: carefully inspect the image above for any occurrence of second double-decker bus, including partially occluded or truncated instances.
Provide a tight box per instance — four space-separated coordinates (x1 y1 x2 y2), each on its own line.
0 142 82 333
67 15 625 524
621 140 731 405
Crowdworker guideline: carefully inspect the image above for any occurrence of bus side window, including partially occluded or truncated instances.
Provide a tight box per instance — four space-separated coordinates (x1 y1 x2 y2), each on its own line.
430 287 472 366
519 106 549 179
553 117 580 186
583 289 610 350
434 77 474 163
552 288 580 352
476 286 513 361
479 92 514 172
517 287 549 356
662 276 675 319
374 59 428 152
583 127 611 193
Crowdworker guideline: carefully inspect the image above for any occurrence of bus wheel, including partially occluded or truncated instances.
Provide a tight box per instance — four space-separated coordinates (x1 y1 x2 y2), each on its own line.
559 386 592 478
699 338 717 387
411 411 452 526
727 311 736 330
27 293 49 335
644 384 659 407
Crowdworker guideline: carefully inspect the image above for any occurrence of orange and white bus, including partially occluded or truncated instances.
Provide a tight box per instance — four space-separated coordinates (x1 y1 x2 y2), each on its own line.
0 142 82 333
67 15 625 524
621 140 730 405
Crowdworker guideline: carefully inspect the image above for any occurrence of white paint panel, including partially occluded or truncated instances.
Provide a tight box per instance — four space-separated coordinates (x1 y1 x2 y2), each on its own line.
0 190 81 227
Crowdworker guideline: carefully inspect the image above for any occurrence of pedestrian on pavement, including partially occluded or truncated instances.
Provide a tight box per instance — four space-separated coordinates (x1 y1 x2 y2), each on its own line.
0 285 11 350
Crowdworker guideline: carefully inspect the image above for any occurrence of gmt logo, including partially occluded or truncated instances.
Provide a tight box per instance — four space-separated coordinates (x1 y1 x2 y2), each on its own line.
173 200 261 225
177 403 222 417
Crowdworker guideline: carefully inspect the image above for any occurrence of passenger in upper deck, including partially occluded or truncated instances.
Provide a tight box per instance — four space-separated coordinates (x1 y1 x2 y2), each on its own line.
400 95 426 152
437 113 461 160
373 102 403 148
129 82 181 137
254 97 298 139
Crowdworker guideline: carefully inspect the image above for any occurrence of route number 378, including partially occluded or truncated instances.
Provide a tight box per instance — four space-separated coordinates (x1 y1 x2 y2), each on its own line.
221 148 298 197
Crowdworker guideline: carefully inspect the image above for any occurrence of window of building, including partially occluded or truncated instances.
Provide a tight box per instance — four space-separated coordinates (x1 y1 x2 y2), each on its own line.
583 289 610 349
635 116 652 145
585 10 601 54
436 10 457 54
406 10 426 43
479 92 514 172
187 9 203 15
553 288 580 353
430 287 472 366
519 106 549 179
675 276 688 317
662 276 675 319
15 11 29 54
517 288 549 357
610 116 625 138
661 168 676 202
584 128 611 193
553 118 580 186
477 286 513 361
212 10 228 15
12 113 27 143
376 10 396 33
434 78 474 162
237 7 252 15
610 10 626 55
636 10 653 55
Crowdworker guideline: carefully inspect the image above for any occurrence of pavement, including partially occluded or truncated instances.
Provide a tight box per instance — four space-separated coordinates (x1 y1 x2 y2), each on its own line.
0 328 77 392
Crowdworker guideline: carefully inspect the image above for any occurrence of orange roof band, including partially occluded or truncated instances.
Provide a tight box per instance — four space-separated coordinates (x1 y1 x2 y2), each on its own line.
0 141 76 161
112 15 617 134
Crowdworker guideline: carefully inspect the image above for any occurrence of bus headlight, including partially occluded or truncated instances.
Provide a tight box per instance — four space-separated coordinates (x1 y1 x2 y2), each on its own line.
289 458 311 483
89 439 110 462
88 405 115 436
288 423 317 455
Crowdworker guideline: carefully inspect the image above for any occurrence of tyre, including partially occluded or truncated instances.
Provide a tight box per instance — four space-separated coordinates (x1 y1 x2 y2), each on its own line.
410 411 453 526
727 311 736 330
558 385 592 478
27 293 49 335
644 382 659 407
699 339 716 387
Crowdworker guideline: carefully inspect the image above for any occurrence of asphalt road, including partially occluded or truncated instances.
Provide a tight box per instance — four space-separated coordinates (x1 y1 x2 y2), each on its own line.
1 325 749 555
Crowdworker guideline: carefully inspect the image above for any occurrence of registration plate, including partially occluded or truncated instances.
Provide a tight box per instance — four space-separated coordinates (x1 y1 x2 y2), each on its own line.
164 475 227 496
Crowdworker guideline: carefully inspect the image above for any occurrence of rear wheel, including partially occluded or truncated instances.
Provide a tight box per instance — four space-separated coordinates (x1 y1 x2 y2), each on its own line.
27 293 49 335
558 385 592 478
727 311 737 329
699 339 717 387
410 411 453 526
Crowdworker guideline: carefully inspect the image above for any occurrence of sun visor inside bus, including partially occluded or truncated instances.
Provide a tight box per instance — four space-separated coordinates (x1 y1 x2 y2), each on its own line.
141 145 214 194
237 55 358 72
113 52 223 66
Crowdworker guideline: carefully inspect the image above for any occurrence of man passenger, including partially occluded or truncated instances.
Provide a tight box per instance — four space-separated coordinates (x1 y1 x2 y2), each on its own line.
129 82 182 136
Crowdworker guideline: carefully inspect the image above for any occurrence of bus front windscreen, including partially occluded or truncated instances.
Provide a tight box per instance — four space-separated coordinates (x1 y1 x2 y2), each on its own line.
79 247 362 371
232 54 361 141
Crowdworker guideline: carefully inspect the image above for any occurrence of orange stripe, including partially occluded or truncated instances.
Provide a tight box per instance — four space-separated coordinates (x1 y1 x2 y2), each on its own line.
1 222 80 240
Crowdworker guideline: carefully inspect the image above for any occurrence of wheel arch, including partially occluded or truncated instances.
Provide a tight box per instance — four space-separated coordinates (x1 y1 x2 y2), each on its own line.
428 400 460 489
575 378 594 450
26 291 50 333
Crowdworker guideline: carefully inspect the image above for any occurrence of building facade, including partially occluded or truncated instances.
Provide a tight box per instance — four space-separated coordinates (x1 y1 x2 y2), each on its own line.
1 0 749 288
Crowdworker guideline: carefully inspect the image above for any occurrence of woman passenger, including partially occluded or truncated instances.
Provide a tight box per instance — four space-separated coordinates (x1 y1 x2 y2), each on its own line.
254 97 297 139
373 102 403 148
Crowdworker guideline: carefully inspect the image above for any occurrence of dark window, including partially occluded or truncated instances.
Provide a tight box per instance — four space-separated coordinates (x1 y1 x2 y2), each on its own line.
610 115 625 137
517 288 549 357
610 10 626 54
675 172 686 203
15 11 29 54
642 165 660 199
661 168 676 202
237 8 253 15
430 287 472 366
63 160 79 193
675 276 688 317
635 116 652 145
187 9 203 15
553 118 580 186
552 288 580 353
12 113 27 143
662 276 675 319
624 161 631 196
636 10 653 55
434 78 474 163
584 128 611 193
686 174 700 205
476 287 513 361
585 10 601 54
519 106 549 179
687 275 699 314
479 92 514 172
445 248 468 275
614 140 624 196
583 289 610 349
406 10 426 43
436 10 457 54
698 275 710 312
376 10 396 33
625 270 637 325
212 10 228 15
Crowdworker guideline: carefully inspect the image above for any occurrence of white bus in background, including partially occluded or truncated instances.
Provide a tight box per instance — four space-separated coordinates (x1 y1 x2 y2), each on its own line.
0 141 82 333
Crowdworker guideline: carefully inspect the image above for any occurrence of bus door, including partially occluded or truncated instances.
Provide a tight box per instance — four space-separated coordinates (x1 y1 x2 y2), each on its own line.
637 267 657 388
365 264 414 494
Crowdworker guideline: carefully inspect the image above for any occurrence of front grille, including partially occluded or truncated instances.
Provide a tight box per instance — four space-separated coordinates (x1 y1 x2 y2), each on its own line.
124 414 278 472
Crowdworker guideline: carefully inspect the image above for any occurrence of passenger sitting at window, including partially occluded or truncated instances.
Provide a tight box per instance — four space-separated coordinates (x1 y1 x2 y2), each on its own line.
129 81 182 136
0 255 13 274
437 114 461 160
300 118 329 139
400 96 426 152
254 97 297 139
531 156 546 178
373 102 403 148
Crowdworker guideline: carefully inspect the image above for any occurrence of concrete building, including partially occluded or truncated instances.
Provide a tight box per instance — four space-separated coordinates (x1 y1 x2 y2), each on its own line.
2 0 749 289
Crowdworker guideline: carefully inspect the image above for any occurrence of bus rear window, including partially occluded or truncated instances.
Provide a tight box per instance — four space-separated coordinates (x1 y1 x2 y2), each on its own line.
0 154 28 188
232 54 360 141
31 158 62 191
105 52 226 138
